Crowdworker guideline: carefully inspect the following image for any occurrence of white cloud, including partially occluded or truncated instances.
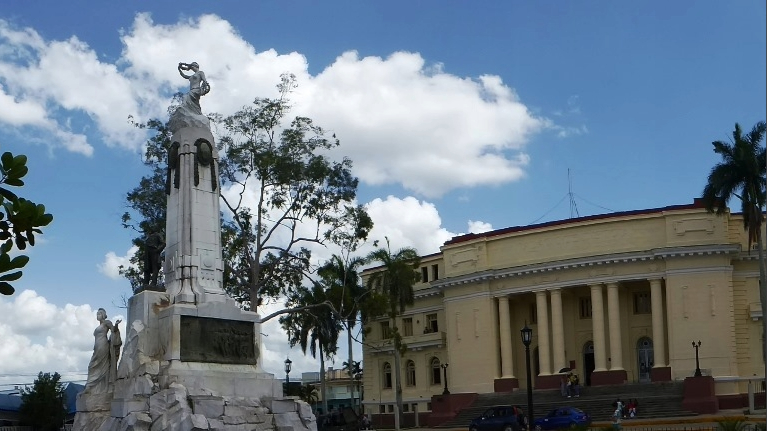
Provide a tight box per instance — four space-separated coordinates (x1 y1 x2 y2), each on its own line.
99 245 138 280
468 220 493 234
364 196 455 256
0 13 559 197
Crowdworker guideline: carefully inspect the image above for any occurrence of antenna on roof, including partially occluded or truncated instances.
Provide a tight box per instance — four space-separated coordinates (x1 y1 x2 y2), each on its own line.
568 169 580 219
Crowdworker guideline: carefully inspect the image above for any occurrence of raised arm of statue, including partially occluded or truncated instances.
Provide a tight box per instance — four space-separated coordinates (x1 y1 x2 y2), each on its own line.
178 62 192 79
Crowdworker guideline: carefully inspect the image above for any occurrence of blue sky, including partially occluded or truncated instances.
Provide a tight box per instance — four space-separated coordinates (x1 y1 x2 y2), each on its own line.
0 1 764 388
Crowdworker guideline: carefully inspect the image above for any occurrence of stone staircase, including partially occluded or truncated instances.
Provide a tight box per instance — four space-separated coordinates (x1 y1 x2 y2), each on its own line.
437 382 696 428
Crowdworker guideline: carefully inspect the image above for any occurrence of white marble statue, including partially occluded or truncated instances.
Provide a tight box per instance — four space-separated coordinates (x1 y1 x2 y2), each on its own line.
177 61 210 116
83 308 122 394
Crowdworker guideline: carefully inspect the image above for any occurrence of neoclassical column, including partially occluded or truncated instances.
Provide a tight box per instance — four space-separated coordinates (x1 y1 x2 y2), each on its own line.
590 284 608 372
549 288 566 373
606 282 624 370
498 296 515 378
536 291 551 375
650 279 667 367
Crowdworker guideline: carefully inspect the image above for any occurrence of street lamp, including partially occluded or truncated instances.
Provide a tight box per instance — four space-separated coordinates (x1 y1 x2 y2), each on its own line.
285 357 293 395
521 322 534 429
692 341 702 377
441 363 450 395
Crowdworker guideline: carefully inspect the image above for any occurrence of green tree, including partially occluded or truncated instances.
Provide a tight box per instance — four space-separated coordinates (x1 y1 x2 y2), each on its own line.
280 282 342 415
19 371 66 431
120 117 172 293
322 254 368 413
342 360 363 413
217 73 362 309
0 152 53 295
701 120 766 416
298 383 320 406
365 238 420 431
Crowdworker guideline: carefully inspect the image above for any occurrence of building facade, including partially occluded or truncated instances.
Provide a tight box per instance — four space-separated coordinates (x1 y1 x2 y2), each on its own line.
361 200 764 415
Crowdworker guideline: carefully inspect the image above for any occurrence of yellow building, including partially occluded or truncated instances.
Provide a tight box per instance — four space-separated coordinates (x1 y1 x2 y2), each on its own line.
361 199 764 416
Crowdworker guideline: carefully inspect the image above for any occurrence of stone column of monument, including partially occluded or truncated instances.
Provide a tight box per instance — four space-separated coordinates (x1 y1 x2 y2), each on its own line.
164 113 226 304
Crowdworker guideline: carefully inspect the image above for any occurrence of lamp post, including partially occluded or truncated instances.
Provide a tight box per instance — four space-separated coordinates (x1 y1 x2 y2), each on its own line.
285 357 293 395
692 341 702 377
521 323 534 430
441 363 450 395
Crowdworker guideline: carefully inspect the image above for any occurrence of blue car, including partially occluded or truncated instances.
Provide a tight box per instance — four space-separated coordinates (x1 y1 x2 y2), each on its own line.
532 407 591 430
469 405 525 431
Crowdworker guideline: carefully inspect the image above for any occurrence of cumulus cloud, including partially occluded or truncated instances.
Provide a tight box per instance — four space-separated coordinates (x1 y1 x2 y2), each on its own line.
468 220 493 234
99 245 138 279
0 13 561 197
0 290 125 388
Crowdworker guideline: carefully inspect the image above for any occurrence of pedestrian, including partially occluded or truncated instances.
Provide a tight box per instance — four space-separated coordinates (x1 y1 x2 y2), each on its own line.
561 375 568 397
568 372 580 397
628 399 638 418
612 405 622 430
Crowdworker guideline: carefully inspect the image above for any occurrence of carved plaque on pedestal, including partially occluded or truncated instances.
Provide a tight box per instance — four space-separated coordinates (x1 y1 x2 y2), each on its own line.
180 316 257 364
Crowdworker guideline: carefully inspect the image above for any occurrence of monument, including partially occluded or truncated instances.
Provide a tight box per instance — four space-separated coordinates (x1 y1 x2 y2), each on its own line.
73 62 316 431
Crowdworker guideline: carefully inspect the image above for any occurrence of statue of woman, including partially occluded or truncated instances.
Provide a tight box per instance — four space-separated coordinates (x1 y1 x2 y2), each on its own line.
84 308 122 394
177 61 210 116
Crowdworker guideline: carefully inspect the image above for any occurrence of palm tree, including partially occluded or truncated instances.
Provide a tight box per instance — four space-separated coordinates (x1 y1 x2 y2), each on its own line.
320 254 367 413
280 282 342 416
298 383 320 407
342 360 363 413
702 121 766 411
366 238 420 431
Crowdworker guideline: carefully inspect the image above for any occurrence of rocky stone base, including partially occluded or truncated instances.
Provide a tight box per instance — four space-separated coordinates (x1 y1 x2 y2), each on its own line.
74 317 315 431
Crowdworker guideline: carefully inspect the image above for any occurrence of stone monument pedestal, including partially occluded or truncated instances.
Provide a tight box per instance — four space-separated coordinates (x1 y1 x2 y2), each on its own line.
74 291 314 431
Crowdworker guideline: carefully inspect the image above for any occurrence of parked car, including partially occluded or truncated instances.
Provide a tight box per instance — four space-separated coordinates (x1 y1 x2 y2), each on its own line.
532 407 591 430
469 405 525 431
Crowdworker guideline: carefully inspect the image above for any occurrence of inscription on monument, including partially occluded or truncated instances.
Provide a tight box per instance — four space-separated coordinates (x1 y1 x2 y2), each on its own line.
180 316 256 364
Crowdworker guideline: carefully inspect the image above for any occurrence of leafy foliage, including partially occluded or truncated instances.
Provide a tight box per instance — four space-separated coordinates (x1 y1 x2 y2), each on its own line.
716 418 748 431
702 121 767 248
365 238 420 430
19 371 66 431
120 117 173 293
218 74 364 308
297 383 319 405
280 281 343 414
0 151 53 295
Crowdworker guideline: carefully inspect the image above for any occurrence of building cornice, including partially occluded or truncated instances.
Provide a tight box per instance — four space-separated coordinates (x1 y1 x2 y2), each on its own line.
433 244 741 291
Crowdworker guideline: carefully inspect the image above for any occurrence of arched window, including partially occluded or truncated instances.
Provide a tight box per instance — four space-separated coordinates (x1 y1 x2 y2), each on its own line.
430 357 442 385
383 362 392 389
406 360 416 386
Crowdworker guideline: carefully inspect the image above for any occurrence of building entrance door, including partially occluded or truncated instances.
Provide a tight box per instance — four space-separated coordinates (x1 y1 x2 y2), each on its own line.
637 337 653 382
583 342 595 386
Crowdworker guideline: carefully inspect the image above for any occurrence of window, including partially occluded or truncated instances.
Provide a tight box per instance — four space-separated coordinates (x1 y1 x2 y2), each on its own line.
383 362 392 388
380 321 391 339
633 292 651 314
403 404 409 412
529 303 537 324
425 313 439 333
421 267 428 283
579 297 592 319
432 264 439 281
402 317 413 336
412 403 418 412
430 357 442 385
427 402 432 411
406 360 416 386
379 405 386 414
387 405 394 413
